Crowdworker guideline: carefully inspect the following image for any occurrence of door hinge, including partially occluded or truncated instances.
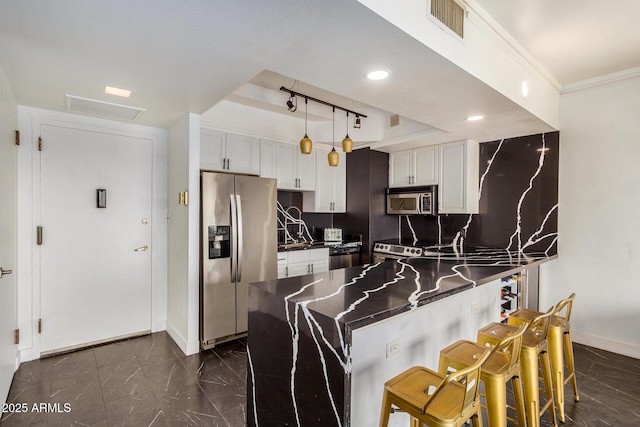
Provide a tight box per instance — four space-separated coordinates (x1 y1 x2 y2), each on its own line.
15 130 20 146
178 191 188 205
38 136 42 151
38 319 42 334
37 225 43 245
14 329 19 345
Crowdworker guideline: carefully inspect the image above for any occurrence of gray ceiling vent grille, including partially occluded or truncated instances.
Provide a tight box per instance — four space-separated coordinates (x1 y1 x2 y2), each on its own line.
65 95 145 121
430 0 465 38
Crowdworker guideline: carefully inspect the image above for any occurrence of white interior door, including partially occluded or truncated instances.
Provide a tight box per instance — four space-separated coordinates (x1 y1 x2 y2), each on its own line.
39 124 153 354
0 110 17 404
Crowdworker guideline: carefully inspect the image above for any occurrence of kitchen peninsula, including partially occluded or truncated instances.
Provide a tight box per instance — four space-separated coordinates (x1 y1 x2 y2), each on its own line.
247 248 555 427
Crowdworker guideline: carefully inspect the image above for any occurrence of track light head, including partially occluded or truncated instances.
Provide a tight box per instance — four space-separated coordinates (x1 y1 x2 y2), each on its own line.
354 115 361 129
287 96 297 112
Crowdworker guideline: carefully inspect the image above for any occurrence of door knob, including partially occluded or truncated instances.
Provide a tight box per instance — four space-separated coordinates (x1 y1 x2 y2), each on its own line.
134 245 149 252
0 267 13 278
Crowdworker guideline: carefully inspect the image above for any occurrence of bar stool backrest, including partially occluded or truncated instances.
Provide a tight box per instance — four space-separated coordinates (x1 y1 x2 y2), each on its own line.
426 348 491 415
527 305 555 342
494 322 528 375
552 293 576 329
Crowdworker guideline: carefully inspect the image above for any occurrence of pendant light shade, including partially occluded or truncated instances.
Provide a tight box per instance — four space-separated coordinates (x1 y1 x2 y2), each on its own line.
328 147 339 166
299 98 312 154
342 112 353 153
328 107 338 167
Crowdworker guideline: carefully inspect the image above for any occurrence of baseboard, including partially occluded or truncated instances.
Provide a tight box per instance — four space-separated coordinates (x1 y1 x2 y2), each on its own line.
572 329 640 359
166 322 200 356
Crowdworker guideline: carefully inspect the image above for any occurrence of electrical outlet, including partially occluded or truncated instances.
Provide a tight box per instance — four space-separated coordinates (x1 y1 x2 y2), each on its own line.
471 303 480 315
386 339 400 358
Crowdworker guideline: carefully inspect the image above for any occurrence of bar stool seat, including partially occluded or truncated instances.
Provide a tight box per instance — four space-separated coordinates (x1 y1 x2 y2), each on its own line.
438 324 528 427
508 294 578 423
477 306 558 427
379 350 491 427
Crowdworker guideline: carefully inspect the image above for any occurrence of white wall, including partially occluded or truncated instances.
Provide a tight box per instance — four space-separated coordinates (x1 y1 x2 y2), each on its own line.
166 113 201 356
16 107 168 362
540 74 640 358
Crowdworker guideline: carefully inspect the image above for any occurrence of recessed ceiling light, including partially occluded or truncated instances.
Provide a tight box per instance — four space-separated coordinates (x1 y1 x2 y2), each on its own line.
105 86 132 98
366 69 390 80
466 115 484 121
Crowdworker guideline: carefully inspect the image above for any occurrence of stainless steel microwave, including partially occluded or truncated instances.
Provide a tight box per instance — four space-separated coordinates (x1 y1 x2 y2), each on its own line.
386 187 436 215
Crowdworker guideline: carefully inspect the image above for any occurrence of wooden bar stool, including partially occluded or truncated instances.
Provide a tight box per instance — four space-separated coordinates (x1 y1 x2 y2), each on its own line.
477 307 558 427
508 294 578 423
438 323 528 427
379 349 491 427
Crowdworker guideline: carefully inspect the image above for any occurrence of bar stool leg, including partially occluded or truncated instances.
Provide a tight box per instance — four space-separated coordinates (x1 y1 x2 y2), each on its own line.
564 331 580 402
540 350 558 427
483 376 507 427
511 375 527 427
548 326 565 422
379 390 391 427
520 346 540 427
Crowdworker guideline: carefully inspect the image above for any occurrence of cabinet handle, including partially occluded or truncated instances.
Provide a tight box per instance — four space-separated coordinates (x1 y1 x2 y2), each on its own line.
285 266 288 277
311 264 314 273
307 264 310 274
227 158 230 170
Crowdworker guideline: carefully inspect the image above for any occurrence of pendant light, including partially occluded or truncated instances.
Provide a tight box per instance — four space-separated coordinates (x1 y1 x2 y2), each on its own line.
299 98 312 154
328 107 339 167
341 111 353 153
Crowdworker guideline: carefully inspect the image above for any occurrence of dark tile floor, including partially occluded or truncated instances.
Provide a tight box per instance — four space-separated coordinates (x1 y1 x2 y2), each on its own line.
1 332 639 426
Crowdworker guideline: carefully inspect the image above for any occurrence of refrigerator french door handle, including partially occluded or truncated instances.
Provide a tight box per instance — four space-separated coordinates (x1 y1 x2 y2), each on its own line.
236 194 243 282
230 194 238 282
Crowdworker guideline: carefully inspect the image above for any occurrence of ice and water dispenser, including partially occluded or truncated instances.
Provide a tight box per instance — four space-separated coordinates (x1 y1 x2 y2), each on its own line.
208 226 231 259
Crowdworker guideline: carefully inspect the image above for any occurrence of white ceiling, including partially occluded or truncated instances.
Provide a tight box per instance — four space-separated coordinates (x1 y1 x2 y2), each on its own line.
0 0 637 149
475 0 640 85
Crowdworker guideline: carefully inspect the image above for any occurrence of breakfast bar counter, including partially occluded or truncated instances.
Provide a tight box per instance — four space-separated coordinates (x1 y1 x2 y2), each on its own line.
247 248 555 427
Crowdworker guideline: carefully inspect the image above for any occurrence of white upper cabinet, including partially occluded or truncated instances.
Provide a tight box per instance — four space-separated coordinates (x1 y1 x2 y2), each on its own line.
200 128 260 175
303 148 346 213
274 143 316 191
259 139 277 179
389 146 438 187
438 140 479 214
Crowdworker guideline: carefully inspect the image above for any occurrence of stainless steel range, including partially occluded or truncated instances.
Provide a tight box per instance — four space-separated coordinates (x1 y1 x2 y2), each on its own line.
372 241 425 262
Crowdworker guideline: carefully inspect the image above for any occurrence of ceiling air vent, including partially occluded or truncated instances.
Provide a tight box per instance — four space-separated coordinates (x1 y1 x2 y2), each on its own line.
65 95 145 121
430 0 465 38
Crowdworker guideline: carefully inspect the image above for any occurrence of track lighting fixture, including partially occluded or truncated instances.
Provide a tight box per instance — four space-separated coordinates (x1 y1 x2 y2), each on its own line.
328 107 339 167
279 86 366 156
299 98 312 154
286 95 297 112
342 112 353 153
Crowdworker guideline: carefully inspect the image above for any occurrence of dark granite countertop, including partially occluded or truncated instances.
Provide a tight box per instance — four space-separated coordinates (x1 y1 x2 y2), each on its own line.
252 247 555 330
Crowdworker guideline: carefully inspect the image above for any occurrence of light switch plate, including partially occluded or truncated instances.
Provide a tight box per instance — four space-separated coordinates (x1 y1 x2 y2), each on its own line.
386 339 400 358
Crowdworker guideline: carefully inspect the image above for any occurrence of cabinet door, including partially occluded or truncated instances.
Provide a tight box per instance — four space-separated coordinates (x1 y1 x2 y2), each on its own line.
313 148 333 212
297 150 316 191
287 261 312 277
332 153 347 212
389 150 412 187
225 133 260 175
439 140 479 214
275 143 298 190
260 139 277 179
200 128 225 171
413 146 438 185
311 259 329 274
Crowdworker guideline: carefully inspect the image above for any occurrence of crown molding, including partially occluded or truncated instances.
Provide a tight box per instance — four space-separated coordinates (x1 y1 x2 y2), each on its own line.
561 66 640 94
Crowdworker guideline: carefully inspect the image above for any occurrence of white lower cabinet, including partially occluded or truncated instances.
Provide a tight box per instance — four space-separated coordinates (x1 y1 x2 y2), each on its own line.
277 248 330 279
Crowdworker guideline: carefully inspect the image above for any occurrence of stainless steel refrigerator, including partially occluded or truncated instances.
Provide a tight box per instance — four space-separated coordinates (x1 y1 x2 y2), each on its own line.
200 171 277 349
